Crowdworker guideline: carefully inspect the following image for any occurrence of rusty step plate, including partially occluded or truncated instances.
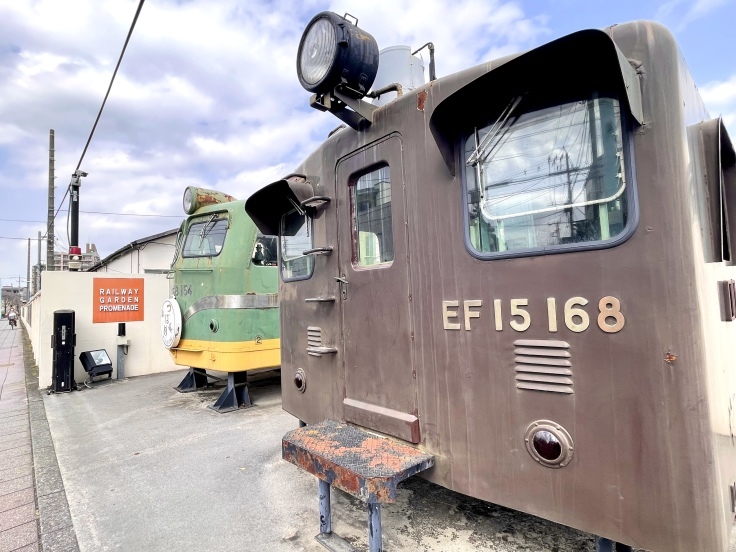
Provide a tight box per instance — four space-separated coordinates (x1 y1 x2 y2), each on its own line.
282 419 434 504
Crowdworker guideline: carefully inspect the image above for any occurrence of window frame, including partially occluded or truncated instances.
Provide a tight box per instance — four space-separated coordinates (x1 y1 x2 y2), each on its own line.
181 214 229 259
279 208 315 282
349 162 395 270
460 94 639 260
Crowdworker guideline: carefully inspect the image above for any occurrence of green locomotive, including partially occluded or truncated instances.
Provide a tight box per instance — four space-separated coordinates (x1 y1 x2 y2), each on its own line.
161 186 280 412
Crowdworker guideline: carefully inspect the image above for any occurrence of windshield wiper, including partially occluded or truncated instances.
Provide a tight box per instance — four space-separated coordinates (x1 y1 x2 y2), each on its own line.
466 95 523 167
199 214 218 240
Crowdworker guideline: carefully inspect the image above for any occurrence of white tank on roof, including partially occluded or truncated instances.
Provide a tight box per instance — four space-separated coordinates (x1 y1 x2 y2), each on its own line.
370 45 425 107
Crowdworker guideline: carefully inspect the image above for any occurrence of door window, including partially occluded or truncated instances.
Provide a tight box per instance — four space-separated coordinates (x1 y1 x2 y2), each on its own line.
352 166 394 267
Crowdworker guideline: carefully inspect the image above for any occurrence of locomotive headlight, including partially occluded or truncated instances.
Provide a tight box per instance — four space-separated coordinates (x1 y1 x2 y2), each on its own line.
296 12 379 97
183 187 195 214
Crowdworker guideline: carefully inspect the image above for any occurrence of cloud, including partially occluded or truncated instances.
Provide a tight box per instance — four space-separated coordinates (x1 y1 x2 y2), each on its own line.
700 74 736 135
655 0 730 30
700 74 736 105
0 0 575 283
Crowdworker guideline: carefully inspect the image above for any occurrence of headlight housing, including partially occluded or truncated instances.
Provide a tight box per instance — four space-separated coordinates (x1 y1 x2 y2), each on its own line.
296 12 379 97
182 187 236 215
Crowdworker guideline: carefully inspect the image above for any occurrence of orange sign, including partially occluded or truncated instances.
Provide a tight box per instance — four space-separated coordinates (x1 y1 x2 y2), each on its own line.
93 278 144 323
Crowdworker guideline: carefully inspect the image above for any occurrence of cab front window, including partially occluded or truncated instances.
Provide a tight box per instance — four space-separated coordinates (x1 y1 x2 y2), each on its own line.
182 216 228 258
465 96 629 256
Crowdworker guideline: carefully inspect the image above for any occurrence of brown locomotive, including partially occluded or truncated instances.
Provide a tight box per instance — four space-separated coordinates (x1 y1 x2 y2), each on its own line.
247 13 736 551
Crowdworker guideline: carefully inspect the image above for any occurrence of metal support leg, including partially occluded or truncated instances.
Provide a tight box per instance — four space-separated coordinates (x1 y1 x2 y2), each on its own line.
615 544 633 552
209 372 252 413
595 537 614 552
174 368 208 393
368 503 382 552
319 479 331 534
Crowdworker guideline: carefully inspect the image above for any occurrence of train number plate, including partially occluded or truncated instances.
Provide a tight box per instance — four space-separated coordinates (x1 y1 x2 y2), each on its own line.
442 296 624 334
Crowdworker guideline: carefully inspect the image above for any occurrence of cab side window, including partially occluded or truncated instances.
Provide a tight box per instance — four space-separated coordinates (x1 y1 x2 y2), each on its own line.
252 232 278 266
280 209 313 280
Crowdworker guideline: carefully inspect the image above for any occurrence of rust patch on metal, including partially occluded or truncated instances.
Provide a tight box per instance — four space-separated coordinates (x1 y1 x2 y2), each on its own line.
282 420 433 503
417 90 428 112
665 352 678 364
194 189 236 210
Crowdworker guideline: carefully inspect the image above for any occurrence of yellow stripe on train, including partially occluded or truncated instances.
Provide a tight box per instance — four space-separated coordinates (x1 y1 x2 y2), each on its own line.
169 338 280 372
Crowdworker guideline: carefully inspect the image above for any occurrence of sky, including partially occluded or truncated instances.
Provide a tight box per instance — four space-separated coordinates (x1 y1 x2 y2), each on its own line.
0 0 734 289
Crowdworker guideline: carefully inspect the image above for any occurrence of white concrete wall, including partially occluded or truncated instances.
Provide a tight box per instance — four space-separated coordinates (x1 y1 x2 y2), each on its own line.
28 271 178 389
32 294 42 362
21 290 44 366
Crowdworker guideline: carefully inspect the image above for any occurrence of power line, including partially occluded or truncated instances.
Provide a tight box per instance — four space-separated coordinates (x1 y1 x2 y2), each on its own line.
42 0 146 240
2 209 180 224
76 0 145 172
72 210 181 218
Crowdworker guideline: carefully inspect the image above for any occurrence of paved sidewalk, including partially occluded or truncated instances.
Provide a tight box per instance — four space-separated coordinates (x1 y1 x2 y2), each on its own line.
0 323 79 552
0 323 38 552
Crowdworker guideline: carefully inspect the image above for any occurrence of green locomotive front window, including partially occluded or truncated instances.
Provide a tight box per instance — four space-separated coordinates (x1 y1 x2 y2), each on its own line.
182 217 228 258
465 97 628 255
280 210 313 280
352 166 393 267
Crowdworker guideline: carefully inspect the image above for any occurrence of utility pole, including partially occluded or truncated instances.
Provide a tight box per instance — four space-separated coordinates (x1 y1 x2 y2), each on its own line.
68 170 87 271
47 129 55 272
26 238 30 300
565 151 573 236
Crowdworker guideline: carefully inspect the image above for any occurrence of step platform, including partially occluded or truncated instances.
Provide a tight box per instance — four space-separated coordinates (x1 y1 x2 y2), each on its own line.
282 419 433 552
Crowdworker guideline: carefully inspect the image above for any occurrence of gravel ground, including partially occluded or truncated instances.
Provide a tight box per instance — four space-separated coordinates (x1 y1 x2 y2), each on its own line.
316 475 646 552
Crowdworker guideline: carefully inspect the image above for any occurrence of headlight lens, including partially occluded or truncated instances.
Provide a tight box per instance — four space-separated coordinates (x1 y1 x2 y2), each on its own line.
299 18 336 86
296 12 379 97
183 187 193 214
532 430 562 462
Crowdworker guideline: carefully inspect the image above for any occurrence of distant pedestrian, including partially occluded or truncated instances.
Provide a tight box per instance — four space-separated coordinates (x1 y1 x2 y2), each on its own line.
7 308 17 329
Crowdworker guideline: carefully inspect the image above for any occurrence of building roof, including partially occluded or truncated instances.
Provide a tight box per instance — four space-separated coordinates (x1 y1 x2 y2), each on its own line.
86 228 179 272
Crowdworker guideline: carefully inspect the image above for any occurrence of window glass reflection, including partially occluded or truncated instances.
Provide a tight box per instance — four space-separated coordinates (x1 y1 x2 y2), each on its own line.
465 98 628 254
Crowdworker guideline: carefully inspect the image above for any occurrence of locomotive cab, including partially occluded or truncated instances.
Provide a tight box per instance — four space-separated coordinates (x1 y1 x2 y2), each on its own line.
162 187 280 412
246 15 736 551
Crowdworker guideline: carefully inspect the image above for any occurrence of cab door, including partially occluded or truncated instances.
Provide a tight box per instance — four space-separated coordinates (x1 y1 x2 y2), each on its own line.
335 135 419 443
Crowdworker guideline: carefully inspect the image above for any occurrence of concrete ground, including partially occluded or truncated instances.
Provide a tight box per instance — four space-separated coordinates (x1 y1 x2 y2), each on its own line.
42 369 608 552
